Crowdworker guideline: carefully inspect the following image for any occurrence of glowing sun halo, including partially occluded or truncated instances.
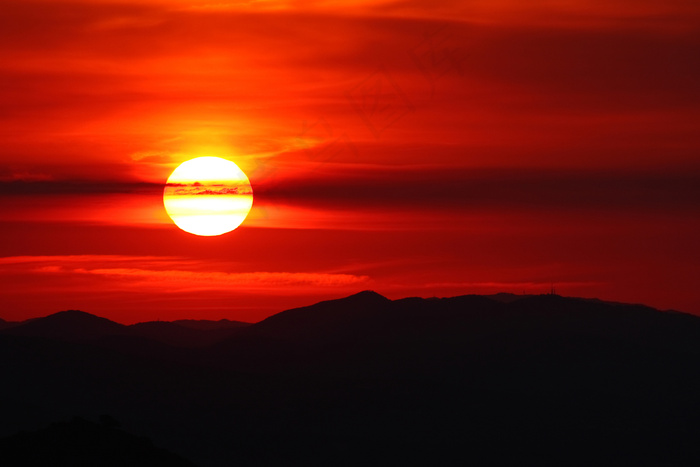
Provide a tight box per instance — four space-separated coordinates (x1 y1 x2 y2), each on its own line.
163 157 253 236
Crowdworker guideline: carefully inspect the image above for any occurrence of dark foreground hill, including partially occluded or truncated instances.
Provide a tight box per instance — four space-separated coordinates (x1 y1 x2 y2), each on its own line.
0 417 196 467
2 292 700 466
2 310 250 347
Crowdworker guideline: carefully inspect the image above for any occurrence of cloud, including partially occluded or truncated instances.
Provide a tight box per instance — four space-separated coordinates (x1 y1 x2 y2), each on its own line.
2 165 698 232
0 255 369 292
0 255 175 265
256 166 700 213
166 185 253 196
74 268 368 290
0 168 53 182
0 180 162 196
422 281 604 289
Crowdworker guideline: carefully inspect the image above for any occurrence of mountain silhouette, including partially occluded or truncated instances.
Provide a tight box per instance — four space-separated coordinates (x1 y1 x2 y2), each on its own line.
1 311 251 348
247 290 392 341
3 292 700 466
247 292 697 349
3 309 127 340
484 291 530 303
0 317 16 330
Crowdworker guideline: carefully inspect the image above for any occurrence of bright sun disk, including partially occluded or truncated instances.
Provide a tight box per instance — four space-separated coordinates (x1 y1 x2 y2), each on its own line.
163 156 253 236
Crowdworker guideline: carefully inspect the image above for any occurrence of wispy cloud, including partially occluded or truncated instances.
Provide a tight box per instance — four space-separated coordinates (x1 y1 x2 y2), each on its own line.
72 268 368 290
423 281 604 290
0 255 369 292
0 255 175 265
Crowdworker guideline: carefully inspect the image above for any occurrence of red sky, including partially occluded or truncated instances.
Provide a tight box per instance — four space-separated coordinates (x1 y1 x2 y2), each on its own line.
1 0 699 323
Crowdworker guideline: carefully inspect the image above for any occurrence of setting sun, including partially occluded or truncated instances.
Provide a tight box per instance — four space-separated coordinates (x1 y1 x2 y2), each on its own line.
163 157 253 236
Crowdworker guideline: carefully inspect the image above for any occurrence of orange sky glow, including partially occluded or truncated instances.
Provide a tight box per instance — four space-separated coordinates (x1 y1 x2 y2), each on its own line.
1 0 699 323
